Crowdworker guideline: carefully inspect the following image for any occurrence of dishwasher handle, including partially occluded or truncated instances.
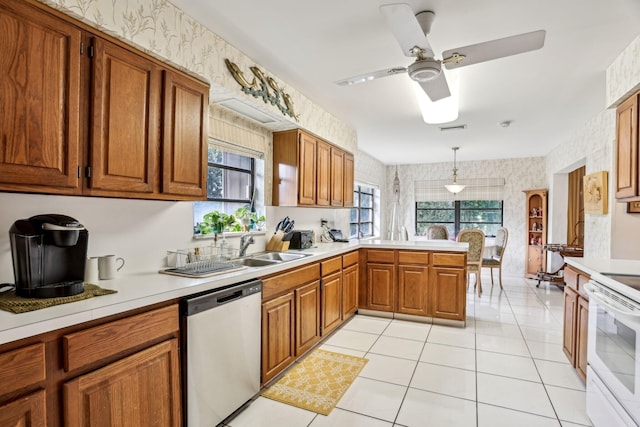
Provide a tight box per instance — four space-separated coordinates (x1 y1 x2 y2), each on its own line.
183 279 262 316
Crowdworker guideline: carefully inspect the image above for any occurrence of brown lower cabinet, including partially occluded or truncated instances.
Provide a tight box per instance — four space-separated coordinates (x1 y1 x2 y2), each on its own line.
0 390 47 427
359 249 466 321
261 263 321 384
321 257 343 336
261 251 360 384
64 339 181 426
342 251 359 319
562 264 590 382
0 304 181 427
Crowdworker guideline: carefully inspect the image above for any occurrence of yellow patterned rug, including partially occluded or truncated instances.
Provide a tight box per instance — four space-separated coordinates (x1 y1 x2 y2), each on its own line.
262 349 368 415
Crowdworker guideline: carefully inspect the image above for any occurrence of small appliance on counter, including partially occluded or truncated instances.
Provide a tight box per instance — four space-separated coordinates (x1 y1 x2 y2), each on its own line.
288 230 314 249
9 214 88 298
319 220 349 243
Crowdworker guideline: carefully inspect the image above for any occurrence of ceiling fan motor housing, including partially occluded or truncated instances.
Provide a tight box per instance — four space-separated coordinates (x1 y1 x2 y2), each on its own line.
408 58 441 82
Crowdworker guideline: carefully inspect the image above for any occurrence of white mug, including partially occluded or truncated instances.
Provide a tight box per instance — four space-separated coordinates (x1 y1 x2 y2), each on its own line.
98 255 125 280
84 257 99 283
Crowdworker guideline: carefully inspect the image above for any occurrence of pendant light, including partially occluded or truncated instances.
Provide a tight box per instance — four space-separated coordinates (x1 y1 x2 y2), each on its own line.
444 147 465 194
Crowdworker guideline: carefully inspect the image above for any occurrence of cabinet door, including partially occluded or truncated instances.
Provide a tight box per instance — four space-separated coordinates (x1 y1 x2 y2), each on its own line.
0 389 46 427
90 37 160 195
576 296 589 382
296 280 321 356
526 246 543 277
429 267 465 321
398 265 429 316
366 263 395 312
616 94 638 199
261 293 295 383
298 132 317 205
563 286 578 365
321 272 342 336
64 339 181 427
162 69 208 198
330 147 344 206
343 153 355 207
342 263 359 319
316 140 331 206
0 0 82 193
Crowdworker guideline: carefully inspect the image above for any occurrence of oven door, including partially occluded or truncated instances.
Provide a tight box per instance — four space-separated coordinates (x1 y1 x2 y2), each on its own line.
585 281 640 425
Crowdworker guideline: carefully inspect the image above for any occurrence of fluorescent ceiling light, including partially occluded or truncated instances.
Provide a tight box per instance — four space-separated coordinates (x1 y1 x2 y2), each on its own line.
413 70 459 124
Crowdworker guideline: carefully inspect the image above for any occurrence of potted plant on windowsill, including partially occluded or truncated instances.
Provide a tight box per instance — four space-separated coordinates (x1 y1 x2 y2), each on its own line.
198 211 237 240
234 207 266 232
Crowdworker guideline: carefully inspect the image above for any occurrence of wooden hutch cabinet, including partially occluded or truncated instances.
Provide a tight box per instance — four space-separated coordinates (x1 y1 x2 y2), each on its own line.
524 189 548 279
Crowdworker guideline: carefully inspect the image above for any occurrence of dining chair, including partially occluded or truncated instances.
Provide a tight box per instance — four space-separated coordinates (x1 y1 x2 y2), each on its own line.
482 227 508 289
425 224 449 240
457 229 486 295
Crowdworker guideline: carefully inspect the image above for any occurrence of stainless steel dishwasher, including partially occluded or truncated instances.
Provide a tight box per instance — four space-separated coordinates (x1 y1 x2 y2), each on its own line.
181 279 262 426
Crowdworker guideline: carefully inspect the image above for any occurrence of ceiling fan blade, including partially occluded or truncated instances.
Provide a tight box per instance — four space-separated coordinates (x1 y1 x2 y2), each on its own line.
335 67 407 86
380 3 434 57
419 72 451 102
442 30 546 69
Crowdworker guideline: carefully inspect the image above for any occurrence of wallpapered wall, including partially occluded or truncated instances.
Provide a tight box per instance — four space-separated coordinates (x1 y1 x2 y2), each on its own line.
384 157 546 277
545 110 614 260
39 0 357 154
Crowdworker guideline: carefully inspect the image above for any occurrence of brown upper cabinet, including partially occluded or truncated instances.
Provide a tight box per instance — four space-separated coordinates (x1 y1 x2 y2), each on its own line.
0 0 209 200
615 91 639 200
272 129 354 207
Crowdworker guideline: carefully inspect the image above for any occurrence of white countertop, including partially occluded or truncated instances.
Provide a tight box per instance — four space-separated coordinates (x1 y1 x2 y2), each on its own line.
0 239 468 345
565 256 640 301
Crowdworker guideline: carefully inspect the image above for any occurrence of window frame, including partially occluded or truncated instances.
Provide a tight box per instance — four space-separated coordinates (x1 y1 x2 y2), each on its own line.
350 185 375 238
207 148 255 204
415 200 504 237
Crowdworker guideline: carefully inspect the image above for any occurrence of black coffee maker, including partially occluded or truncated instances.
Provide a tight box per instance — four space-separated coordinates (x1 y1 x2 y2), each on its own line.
10 214 88 298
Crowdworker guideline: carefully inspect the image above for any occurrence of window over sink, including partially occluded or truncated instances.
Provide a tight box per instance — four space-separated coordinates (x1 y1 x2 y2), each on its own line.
193 146 265 236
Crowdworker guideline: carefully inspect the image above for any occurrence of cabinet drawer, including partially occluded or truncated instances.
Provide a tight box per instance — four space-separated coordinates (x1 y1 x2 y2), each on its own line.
63 304 179 372
262 263 320 300
367 249 395 264
577 273 591 297
398 251 429 265
0 343 46 396
564 266 579 291
432 252 466 267
342 250 359 267
321 257 342 276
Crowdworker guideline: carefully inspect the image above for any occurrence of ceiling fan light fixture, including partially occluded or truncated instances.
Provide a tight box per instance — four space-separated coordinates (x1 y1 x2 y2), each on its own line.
408 58 441 82
414 70 459 124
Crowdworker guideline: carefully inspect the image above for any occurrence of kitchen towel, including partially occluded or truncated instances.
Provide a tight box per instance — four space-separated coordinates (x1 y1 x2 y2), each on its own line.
0 284 117 314
262 349 368 415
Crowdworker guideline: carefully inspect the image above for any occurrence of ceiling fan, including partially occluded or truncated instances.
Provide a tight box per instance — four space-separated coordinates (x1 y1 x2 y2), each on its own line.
335 3 545 102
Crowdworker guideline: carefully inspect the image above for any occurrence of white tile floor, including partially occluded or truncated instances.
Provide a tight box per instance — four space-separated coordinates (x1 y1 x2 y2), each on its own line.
227 275 592 427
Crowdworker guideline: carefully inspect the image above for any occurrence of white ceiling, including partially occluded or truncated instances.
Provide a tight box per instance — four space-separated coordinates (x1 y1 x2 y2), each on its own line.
170 0 640 165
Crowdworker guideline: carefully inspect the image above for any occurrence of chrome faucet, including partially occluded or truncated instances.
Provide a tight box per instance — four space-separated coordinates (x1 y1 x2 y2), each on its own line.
239 233 255 257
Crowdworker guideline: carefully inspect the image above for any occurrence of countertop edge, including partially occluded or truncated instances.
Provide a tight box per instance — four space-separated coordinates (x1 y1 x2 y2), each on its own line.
0 240 468 345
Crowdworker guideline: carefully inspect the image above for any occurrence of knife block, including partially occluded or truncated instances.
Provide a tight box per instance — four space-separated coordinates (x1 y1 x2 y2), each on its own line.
266 231 290 252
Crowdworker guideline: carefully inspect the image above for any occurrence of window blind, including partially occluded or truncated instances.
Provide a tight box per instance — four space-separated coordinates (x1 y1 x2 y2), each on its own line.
415 178 506 201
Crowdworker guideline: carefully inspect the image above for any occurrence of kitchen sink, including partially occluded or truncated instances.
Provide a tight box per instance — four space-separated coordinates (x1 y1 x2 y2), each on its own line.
232 252 311 268
233 258 280 267
253 252 310 262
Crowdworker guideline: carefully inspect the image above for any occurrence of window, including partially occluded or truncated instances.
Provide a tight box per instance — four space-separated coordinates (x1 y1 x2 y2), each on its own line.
350 185 375 238
194 147 263 235
416 200 503 238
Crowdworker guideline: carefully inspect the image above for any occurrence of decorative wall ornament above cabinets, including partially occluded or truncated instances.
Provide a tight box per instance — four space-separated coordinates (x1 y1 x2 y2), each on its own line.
225 59 299 121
